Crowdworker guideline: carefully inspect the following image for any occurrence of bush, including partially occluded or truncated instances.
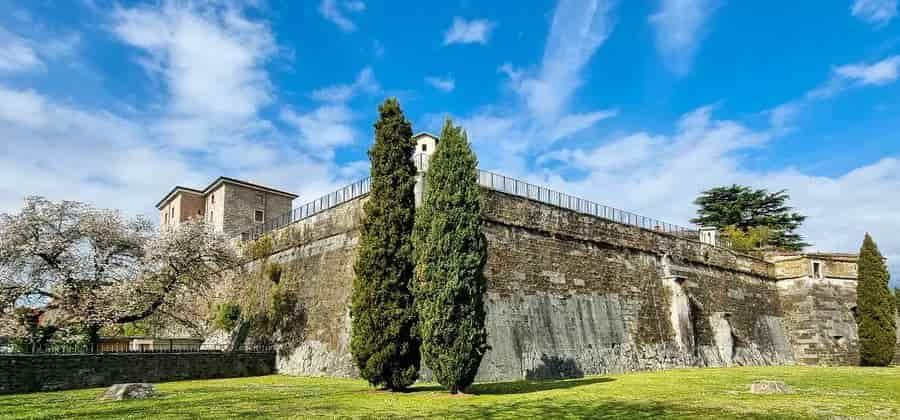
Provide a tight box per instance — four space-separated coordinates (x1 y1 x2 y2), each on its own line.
213 303 242 332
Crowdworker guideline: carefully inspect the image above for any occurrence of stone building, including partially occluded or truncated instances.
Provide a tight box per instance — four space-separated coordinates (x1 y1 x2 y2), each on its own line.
156 177 298 238
160 132 897 381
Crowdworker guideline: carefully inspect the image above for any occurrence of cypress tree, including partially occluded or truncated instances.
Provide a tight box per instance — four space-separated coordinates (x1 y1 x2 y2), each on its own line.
413 118 488 394
350 98 420 390
856 234 897 366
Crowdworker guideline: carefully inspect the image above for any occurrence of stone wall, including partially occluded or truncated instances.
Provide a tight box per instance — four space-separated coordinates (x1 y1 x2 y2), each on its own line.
476 191 792 380
0 352 275 395
237 188 808 381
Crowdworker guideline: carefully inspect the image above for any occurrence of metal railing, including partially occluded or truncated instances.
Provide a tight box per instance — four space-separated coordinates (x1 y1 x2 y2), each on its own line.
238 167 712 246
477 170 701 239
241 177 371 241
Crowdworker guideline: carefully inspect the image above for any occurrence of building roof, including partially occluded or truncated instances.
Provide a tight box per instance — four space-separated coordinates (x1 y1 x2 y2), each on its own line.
156 177 298 209
412 132 439 143
155 186 204 209
202 177 299 199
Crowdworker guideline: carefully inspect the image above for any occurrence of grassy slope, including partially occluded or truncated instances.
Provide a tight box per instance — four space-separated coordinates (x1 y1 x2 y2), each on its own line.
1 367 898 419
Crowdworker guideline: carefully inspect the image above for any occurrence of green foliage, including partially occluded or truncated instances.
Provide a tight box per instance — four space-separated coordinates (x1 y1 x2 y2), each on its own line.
214 303 242 332
350 98 420 391
413 118 488 394
245 235 275 260
722 225 772 254
856 234 897 366
692 185 808 251
264 262 283 284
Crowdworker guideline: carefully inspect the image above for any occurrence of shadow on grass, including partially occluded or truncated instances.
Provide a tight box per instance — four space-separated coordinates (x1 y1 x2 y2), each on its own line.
404 376 614 395
473 376 614 395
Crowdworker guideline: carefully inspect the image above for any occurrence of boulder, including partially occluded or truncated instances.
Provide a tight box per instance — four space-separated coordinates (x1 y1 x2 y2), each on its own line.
100 383 156 400
750 380 793 394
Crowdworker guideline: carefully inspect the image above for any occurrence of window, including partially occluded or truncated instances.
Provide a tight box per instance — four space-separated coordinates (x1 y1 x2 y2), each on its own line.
211 194 215 205
255 210 264 223
256 193 264 205
209 210 214 223
421 144 427 152
812 262 822 279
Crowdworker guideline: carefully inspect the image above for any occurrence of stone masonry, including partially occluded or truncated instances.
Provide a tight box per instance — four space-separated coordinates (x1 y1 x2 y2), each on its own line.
222 184 889 382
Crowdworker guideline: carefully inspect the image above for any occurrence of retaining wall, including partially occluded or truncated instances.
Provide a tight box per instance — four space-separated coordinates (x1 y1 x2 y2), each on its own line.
0 352 275 394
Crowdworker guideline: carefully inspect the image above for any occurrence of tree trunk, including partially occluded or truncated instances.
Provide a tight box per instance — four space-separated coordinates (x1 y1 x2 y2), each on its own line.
86 324 101 353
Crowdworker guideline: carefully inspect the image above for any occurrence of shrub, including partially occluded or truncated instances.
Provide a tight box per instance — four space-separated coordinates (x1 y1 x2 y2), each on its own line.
213 303 242 332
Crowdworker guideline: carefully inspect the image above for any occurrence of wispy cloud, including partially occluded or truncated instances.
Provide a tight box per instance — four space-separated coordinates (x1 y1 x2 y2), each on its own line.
0 26 80 73
319 0 366 32
768 55 900 130
311 67 379 102
443 17 495 45
851 0 897 26
0 28 41 72
425 76 455 92
835 55 900 85
433 0 617 175
649 0 718 75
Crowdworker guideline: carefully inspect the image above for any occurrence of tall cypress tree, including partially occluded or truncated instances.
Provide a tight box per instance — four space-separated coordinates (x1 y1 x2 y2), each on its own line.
350 98 420 390
856 234 897 366
413 118 488 394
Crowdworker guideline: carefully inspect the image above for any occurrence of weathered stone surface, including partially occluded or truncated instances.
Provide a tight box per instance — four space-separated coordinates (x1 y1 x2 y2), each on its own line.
0 352 274 395
234 188 818 382
750 380 793 394
100 383 155 400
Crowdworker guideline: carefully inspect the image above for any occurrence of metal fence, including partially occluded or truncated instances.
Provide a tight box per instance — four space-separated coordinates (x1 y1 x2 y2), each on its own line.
241 177 371 241
477 170 701 239
1 340 274 354
238 167 708 245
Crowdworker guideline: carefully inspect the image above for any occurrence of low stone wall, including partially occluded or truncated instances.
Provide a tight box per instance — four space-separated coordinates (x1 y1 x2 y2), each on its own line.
0 352 275 395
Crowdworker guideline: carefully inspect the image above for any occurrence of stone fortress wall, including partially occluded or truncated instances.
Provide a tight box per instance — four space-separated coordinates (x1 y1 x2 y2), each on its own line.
226 180 887 381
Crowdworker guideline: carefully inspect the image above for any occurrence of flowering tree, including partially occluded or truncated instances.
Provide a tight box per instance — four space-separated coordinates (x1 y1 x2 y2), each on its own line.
0 196 236 344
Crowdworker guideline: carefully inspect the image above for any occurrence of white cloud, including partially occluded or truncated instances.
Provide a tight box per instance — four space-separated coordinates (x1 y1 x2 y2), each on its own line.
0 26 81 73
649 0 719 75
310 67 379 102
319 0 365 32
0 29 41 72
538 106 900 284
425 76 455 92
505 0 614 119
281 105 356 151
443 17 495 45
834 55 900 85
1 1 361 222
767 55 900 129
851 0 897 25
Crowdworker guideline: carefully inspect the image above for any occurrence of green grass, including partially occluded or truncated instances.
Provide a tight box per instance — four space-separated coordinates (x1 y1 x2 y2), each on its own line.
2 367 898 419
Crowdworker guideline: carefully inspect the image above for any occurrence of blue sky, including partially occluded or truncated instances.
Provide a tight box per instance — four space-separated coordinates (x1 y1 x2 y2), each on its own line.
1 0 899 283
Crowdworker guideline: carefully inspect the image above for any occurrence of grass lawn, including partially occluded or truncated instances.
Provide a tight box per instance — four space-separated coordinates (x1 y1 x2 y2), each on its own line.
1 366 898 419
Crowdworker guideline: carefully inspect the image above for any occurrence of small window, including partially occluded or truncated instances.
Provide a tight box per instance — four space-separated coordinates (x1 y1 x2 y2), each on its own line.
209 210 214 222
255 210 264 223
211 194 215 204
812 262 822 279
421 144 427 152
256 193 264 205
170 207 174 217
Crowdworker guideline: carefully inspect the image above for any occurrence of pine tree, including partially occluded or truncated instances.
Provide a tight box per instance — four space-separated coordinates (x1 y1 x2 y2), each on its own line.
350 98 420 390
856 234 897 366
692 185 808 250
413 118 488 394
